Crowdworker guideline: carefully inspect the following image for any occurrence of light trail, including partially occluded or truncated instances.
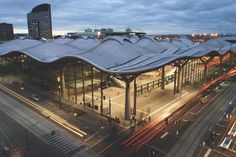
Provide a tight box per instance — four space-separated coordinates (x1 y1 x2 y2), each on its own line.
122 68 236 151
0 84 87 138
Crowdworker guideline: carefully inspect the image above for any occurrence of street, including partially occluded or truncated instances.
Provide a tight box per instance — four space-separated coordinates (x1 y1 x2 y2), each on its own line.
0 89 99 157
0 108 65 157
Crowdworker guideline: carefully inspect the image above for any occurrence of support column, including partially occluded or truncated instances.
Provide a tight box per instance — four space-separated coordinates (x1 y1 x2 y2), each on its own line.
185 62 189 84
201 62 204 81
192 60 196 83
174 69 177 94
186 62 189 83
133 78 137 116
198 60 202 81
203 63 207 83
66 66 70 100
100 71 103 115
124 80 131 120
176 67 181 93
194 59 197 82
190 60 194 84
61 69 65 98
161 66 165 90
91 67 94 110
181 65 185 89
73 65 77 103
195 59 198 81
197 60 201 82
81 63 86 106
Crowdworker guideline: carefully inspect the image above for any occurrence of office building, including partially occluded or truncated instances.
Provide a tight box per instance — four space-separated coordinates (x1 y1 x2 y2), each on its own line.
27 3 52 39
0 23 14 41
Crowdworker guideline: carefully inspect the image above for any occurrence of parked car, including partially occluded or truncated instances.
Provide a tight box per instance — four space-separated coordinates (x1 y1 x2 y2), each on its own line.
31 94 42 101
220 137 232 149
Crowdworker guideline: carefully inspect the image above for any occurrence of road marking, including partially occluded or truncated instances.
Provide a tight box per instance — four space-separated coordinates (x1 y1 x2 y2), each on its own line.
216 133 221 136
160 132 168 139
218 116 223 122
0 130 14 144
193 88 227 118
216 123 225 128
98 135 126 154
204 148 211 157
42 130 85 155
0 84 87 138
84 130 101 142
182 119 188 122
87 134 110 150
194 103 208 115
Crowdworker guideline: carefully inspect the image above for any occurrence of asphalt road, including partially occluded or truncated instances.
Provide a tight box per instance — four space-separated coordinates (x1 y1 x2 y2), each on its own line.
0 87 99 157
168 82 236 157
0 108 65 157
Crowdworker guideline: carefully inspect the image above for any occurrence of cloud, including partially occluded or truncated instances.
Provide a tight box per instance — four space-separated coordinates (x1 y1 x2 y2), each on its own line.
0 0 235 34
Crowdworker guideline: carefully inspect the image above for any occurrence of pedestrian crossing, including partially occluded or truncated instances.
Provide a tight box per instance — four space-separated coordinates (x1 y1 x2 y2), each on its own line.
42 130 86 156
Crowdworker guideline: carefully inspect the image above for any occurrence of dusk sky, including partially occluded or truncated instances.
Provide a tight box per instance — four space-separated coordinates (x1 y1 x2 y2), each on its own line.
1 0 236 35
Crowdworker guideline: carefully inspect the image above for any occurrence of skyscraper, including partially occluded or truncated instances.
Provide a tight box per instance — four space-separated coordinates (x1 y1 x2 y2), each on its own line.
0 23 14 41
27 3 52 40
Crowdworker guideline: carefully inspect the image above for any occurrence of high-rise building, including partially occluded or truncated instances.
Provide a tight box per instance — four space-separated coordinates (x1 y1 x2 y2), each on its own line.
0 23 14 41
27 3 52 39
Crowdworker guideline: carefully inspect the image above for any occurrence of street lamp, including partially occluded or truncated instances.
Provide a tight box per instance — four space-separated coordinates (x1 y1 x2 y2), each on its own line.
57 76 62 109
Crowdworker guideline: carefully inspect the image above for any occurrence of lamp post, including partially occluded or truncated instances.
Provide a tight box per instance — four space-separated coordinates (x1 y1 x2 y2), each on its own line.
57 76 62 109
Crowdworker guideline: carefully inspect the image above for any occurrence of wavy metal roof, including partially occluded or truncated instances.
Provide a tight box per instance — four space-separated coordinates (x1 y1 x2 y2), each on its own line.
0 36 234 75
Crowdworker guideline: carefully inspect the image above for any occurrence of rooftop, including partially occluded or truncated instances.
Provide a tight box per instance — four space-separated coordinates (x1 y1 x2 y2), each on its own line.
0 36 235 74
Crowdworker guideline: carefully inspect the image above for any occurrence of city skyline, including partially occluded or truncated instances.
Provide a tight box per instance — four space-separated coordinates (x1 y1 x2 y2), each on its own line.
0 0 236 35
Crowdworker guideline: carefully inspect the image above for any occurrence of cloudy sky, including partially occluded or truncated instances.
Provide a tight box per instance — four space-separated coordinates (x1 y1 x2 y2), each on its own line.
1 0 236 35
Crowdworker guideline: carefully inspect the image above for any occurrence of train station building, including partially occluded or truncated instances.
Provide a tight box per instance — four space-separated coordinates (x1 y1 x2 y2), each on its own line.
0 36 235 121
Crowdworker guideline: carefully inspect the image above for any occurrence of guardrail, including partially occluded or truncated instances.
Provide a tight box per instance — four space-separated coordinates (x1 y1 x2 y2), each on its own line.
137 74 175 95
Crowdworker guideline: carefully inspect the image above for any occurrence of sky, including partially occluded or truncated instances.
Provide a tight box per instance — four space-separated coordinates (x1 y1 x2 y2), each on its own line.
0 0 236 35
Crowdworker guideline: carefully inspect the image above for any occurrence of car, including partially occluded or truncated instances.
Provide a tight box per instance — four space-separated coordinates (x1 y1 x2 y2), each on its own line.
31 94 42 101
230 98 236 106
202 88 213 97
0 145 9 153
220 137 232 149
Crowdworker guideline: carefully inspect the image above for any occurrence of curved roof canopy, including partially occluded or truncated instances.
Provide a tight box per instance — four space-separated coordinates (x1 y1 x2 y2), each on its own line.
0 36 234 75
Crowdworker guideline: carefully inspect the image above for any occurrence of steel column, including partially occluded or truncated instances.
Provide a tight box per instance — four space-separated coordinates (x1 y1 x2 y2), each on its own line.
125 80 131 120
174 69 177 94
100 71 103 115
73 65 77 103
161 66 165 90
91 67 94 110
66 66 70 100
81 62 85 106
133 78 137 115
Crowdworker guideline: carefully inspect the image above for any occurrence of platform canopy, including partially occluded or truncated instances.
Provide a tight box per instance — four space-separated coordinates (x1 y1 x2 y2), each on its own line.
0 36 235 75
